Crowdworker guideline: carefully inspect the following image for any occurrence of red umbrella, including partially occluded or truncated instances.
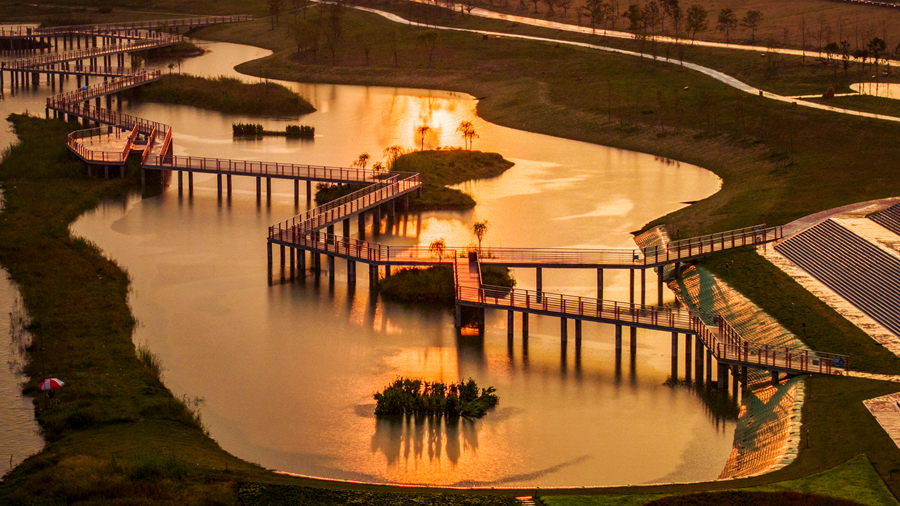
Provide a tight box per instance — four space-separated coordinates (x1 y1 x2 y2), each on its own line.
38 378 64 390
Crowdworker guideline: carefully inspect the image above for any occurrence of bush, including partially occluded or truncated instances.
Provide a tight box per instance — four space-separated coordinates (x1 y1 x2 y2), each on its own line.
373 377 499 418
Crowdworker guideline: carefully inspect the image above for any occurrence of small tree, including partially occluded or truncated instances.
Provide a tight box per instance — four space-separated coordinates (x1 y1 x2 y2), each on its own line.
472 221 490 253
383 145 405 169
429 238 447 261
685 4 707 45
267 0 283 29
662 0 682 41
417 30 440 67
416 125 431 151
583 0 607 34
741 10 762 43
353 152 370 169
456 120 479 150
868 36 886 78
841 40 852 76
558 0 573 17
716 8 737 43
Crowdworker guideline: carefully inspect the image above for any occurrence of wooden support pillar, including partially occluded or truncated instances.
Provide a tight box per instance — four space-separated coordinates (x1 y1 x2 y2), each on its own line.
657 268 664 305
306 180 311 202
343 218 351 238
217 174 222 197
188 172 194 195
630 326 637 350
177 171 183 193
696 337 704 382
280 245 285 266
289 248 295 279
718 362 728 391
561 317 568 341
256 177 261 202
267 241 273 280
266 177 272 201
508 310 514 338
771 370 780 385
358 213 366 236
226 174 232 197
454 303 462 328
615 325 622 350
327 255 335 279
706 349 713 382
597 268 604 300
384 264 391 277
522 312 529 337
640 268 646 305
369 264 378 285
373 206 381 235
671 332 678 378
684 334 693 380
536 267 542 293
140 168 145 187
347 260 356 284
732 365 740 399
294 180 299 205
313 253 321 273
741 367 748 390
298 249 306 271
629 269 635 304
575 320 582 343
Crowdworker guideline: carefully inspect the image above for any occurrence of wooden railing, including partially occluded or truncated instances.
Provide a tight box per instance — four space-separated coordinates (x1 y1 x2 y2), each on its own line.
456 284 848 375
50 98 168 135
5 34 182 69
67 126 131 163
144 154 385 183
141 126 157 165
641 225 782 264
50 70 160 104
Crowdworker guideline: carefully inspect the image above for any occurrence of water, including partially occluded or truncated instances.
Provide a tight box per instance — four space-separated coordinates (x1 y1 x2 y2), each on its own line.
2 38 734 487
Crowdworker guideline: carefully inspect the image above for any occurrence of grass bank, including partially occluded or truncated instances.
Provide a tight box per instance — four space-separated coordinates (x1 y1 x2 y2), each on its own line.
380 265 515 306
136 74 315 117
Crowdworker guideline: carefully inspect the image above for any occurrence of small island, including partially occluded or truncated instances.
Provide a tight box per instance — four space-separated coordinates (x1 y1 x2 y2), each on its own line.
136 74 316 117
374 377 499 418
379 264 515 306
316 149 514 211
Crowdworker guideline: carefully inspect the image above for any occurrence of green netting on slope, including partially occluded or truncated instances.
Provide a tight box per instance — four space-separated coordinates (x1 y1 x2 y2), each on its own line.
670 265 809 351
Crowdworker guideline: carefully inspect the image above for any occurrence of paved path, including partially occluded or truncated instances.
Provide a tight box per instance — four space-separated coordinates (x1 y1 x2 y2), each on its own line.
345 2 900 124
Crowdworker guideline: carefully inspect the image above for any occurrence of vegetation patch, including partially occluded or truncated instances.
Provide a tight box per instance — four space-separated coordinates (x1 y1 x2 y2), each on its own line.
137 74 315 117
379 265 514 306
374 377 499 418
238 482 518 506
233 122 315 138
644 491 865 506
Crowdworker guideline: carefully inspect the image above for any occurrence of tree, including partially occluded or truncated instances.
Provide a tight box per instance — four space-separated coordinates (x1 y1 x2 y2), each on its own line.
558 0 573 17
622 3 644 36
456 120 479 150
353 152 370 169
841 40 852 76
472 221 490 253
716 8 737 43
267 0 283 29
741 10 762 44
642 1 661 37
131 55 142 70
383 145 405 169
416 125 431 151
417 30 440 67
429 238 447 261
685 5 707 45
356 28 375 66
824 41 839 78
868 37 886 77
167 62 175 82
662 0 682 41
543 0 558 16
583 0 607 34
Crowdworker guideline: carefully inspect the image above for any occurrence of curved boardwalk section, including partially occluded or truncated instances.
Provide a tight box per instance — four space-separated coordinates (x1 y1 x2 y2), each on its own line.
775 219 900 337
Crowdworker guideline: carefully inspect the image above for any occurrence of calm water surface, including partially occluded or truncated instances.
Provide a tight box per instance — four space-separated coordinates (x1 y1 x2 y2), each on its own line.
4 39 733 486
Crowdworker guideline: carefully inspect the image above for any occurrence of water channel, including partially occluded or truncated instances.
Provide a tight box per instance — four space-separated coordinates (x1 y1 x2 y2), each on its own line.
2 38 732 487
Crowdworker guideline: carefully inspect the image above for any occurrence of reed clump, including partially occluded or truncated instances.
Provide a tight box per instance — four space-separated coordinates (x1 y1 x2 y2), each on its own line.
233 122 315 138
374 377 499 418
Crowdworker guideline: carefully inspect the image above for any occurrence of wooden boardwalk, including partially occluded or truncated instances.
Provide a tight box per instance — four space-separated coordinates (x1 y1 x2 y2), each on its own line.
22 18 845 380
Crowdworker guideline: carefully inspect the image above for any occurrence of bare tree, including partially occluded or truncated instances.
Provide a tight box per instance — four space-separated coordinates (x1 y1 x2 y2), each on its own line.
268 0 283 29
544 0 558 16
416 125 431 151
472 221 490 253
417 30 440 67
